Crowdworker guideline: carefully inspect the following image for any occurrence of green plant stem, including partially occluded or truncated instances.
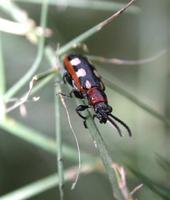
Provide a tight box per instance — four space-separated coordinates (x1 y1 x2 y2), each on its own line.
0 163 97 200
14 0 139 13
4 0 49 101
87 50 167 65
103 78 170 126
55 82 64 200
0 117 94 162
31 73 56 95
0 33 6 122
0 33 5 95
75 99 131 200
87 117 129 200
0 1 27 23
56 0 136 57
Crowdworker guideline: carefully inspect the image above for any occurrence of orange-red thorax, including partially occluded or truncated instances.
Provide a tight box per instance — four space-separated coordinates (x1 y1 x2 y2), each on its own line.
87 87 107 106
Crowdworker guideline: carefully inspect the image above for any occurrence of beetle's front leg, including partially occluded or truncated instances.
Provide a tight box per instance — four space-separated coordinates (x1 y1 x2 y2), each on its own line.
76 104 89 128
76 105 89 119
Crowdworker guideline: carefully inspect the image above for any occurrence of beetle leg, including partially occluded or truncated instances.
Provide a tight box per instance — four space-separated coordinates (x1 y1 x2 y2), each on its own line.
76 105 89 119
83 120 88 129
57 89 83 99
70 89 84 99
56 92 72 98
54 79 64 85
100 80 106 91
76 105 89 128
93 114 97 120
63 72 73 86
62 72 67 84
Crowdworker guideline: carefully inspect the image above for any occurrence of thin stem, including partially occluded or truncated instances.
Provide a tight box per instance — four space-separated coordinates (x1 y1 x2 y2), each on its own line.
75 99 132 200
6 69 57 113
56 0 136 57
31 73 56 95
0 18 32 35
0 117 94 162
0 163 97 200
86 115 131 200
4 0 49 101
97 0 136 30
55 81 64 200
60 94 81 190
0 33 5 95
0 1 30 23
87 49 167 66
0 33 6 123
103 78 170 126
14 0 139 14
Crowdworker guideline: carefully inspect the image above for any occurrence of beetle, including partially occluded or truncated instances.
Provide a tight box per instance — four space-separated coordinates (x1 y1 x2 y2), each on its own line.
63 53 131 136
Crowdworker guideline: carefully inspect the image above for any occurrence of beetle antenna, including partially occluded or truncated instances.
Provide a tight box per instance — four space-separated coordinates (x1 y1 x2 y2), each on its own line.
107 116 122 136
109 114 132 137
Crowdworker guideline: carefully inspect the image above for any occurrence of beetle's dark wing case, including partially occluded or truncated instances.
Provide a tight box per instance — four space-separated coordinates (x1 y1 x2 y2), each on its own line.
68 54 102 90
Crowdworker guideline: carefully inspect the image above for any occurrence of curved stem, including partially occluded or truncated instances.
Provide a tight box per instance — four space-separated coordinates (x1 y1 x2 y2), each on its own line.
4 0 49 101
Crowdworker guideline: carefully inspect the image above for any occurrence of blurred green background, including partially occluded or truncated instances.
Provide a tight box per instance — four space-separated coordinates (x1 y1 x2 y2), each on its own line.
0 0 170 200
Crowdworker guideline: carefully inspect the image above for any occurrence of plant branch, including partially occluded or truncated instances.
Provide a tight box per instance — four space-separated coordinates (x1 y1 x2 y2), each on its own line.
0 33 6 123
0 163 97 200
0 33 5 96
55 79 64 200
14 0 139 13
87 49 167 66
56 0 136 57
104 77 170 126
75 98 133 200
4 0 49 101
0 117 94 162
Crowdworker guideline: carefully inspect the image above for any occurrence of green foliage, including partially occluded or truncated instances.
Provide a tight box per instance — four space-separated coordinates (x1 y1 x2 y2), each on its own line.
0 0 169 200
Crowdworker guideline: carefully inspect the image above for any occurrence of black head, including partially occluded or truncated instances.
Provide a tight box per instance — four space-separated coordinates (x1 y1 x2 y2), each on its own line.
94 102 132 137
94 102 112 123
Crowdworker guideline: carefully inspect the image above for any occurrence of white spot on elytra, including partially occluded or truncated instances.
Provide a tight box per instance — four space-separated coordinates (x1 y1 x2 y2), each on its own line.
85 80 91 89
70 58 81 66
76 68 86 77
